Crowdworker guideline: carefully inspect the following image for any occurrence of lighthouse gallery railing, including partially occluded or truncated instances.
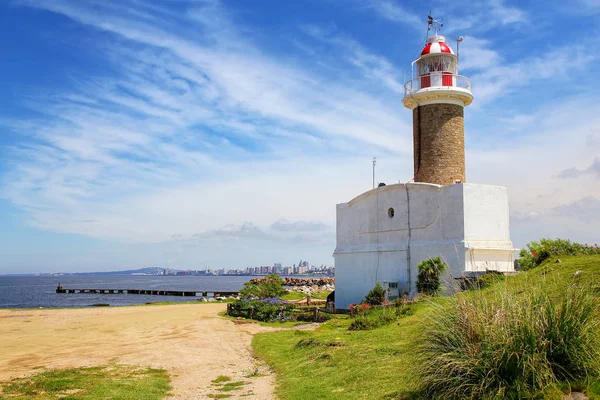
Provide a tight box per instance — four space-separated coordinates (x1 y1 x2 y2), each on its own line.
404 74 471 96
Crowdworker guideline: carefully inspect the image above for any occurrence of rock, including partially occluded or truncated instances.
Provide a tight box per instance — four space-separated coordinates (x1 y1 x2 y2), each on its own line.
574 270 583 277
555 259 562 263
208 297 215 302
199 297 208 302
251 277 335 287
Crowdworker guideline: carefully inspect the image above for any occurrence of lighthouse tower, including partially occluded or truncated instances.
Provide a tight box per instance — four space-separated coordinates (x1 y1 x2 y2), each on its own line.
332 17 516 310
402 19 472 185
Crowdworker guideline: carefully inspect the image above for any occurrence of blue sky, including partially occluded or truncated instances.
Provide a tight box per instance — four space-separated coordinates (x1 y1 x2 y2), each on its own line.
1 0 600 274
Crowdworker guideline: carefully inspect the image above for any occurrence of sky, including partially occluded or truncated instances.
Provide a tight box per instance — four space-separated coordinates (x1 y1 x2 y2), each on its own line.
1 0 600 274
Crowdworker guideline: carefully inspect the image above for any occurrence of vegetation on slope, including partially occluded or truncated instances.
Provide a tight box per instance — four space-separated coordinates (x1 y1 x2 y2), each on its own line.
517 238 600 271
421 286 599 399
253 254 600 400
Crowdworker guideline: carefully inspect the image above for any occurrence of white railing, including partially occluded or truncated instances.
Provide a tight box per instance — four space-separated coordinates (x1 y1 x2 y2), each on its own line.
404 74 471 96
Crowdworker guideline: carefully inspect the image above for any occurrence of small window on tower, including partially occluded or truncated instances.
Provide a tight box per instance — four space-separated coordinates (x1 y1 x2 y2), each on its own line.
388 208 395 218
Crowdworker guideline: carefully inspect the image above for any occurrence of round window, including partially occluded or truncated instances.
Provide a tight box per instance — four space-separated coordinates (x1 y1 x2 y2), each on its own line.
388 207 395 218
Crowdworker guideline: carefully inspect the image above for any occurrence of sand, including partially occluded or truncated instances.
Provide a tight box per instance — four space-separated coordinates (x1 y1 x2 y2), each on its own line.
0 303 278 399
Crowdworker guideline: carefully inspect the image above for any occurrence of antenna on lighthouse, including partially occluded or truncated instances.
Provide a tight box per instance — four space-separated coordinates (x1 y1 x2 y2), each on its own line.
372 157 377 189
427 14 443 36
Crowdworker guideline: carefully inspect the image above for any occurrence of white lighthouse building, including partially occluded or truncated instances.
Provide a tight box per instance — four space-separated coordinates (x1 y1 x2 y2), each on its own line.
333 18 516 309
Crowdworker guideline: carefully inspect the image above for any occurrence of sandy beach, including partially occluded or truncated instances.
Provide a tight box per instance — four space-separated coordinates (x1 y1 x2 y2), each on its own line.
0 303 277 399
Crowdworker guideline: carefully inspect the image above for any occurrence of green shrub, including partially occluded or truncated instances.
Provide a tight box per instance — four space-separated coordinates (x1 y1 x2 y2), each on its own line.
293 310 331 323
416 257 447 295
348 305 398 331
348 313 396 331
239 274 286 299
395 302 414 317
348 314 379 331
227 298 294 322
364 282 386 306
468 272 505 290
294 338 343 348
518 238 600 271
418 286 600 399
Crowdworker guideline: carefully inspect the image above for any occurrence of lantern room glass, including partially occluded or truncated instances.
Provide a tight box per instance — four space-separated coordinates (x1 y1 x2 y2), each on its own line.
416 54 457 89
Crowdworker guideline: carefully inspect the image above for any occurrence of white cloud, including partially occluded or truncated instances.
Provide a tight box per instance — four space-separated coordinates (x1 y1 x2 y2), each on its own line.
458 36 502 71
468 43 596 104
550 196 600 220
271 219 328 232
302 25 405 93
360 0 421 28
2 0 417 249
487 0 527 25
356 0 527 35
557 156 600 179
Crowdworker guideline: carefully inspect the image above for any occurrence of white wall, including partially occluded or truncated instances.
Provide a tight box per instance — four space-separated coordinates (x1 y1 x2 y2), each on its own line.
334 182 516 309
463 184 511 244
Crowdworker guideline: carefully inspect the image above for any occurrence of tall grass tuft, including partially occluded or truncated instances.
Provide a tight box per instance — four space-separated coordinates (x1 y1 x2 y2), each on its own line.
417 286 600 399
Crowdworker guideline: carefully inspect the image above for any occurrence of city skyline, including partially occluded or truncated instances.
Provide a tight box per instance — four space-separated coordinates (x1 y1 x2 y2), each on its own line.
13 261 334 277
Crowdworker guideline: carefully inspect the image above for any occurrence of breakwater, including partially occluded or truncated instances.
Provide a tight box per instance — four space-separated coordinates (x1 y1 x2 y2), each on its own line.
249 277 334 287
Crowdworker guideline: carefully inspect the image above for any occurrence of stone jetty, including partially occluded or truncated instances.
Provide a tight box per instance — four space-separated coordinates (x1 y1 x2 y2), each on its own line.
249 277 334 287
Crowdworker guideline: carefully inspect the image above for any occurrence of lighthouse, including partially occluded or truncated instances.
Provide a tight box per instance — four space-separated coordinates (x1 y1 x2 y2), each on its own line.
332 17 517 310
403 17 473 185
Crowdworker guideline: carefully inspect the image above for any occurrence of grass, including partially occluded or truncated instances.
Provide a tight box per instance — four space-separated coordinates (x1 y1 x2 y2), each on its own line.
253 302 429 400
253 255 600 400
219 381 247 392
211 375 232 384
420 286 599 399
0 364 171 400
208 374 249 398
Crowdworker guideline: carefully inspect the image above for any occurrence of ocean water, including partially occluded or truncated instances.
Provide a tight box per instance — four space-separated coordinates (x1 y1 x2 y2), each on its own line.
0 275 254 309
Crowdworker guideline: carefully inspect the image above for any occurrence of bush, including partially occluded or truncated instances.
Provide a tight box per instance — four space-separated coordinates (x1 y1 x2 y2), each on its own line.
467 271 505 291
227 298 294 322
239 274 286 299
291 306 332 323
518 238 600 271
348 314 379 331
364 282 386 306
348 312 396 331
347 303 404 331
417 286 600 399
416 257 447 295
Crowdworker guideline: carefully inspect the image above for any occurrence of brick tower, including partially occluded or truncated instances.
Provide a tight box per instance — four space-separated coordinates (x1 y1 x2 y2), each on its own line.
402 18 473 185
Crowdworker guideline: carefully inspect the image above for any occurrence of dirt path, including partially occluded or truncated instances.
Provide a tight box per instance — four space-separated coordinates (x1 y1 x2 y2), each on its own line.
0 304 278 399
